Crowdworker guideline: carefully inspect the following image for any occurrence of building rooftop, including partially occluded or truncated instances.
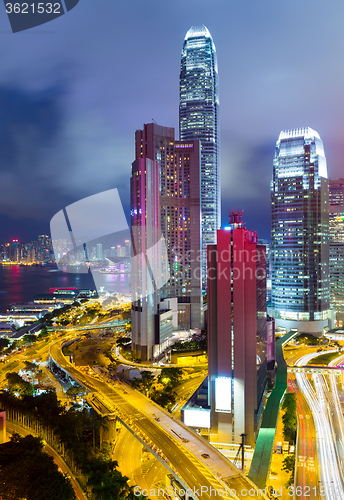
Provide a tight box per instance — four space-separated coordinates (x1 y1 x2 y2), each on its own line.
184 25 211 40
278 127 321 141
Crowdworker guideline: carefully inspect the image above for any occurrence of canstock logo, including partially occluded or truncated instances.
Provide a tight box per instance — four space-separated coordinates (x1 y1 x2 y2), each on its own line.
50 189 169 301
4 0 80 33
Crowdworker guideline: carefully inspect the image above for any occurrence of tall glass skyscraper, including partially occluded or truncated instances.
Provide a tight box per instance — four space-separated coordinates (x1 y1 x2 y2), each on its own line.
271 128 330 335
179 25 220 290
329 179 344 320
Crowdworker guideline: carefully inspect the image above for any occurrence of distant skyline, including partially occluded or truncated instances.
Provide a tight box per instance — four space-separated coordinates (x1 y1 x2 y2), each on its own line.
1 1 344 243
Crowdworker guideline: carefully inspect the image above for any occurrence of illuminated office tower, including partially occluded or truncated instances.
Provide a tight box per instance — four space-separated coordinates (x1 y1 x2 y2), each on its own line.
179 25 220 291
329 179 344 322
207 211 267 447
130 156 167 361
271 128 330 334
96 243 103 261
135 123 202 330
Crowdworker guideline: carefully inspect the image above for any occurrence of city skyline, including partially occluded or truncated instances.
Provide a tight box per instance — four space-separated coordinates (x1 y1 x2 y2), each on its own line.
1 1 344 243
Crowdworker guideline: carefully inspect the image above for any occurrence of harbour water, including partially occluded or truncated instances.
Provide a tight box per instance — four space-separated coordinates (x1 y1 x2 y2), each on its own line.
0 264 130 312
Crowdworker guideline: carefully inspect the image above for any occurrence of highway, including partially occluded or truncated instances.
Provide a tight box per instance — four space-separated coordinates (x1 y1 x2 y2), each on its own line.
288 376 320 500
50 339 269 500
113 426 166 499
285 347 344 500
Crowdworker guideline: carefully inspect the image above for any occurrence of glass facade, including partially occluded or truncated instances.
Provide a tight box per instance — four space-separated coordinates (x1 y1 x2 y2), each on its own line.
135 124 203 330
329 179 344 312
271 128 330 323
179 25 220 291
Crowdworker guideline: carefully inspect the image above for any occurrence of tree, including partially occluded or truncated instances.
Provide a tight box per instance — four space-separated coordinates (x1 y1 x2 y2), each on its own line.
38 326 49 339
66 385 84 398
23 334 38 344
282 392 297 443
158 367 183 388
83 456 139 500
0 338 9 352
151 385 177 410
24 360 39 372
6 372 34 396
0 433 76 500
133 370 155 396
282 454 296 487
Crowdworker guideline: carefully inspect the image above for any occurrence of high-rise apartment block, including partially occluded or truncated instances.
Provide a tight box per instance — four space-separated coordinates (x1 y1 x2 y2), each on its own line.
329 179 344 323
179 25 220 291
271 128 330 334
207 212 267 447
131 123 202 360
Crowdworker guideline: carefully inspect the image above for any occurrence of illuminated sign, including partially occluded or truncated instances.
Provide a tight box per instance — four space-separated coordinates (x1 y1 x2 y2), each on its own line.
183 409 210 428
215 377 231 413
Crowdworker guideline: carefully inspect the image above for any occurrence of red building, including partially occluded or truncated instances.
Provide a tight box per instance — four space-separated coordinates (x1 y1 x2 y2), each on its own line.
207 211 267 447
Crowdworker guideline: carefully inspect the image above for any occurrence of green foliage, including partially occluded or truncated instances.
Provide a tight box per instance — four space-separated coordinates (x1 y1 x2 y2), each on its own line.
172 338 207 352
66 385 84 397
132 370 155 396
24 360 39 372
282 392 297 444
3 340 18 355
296 333 321 346
0 433 75 500
6 372 34 396
0 338 9 352
282 392 297 412
38 326 49 339
158 367 183 388
309 351 341 366
282 454 296 487
83 456 140 500
151 385 177 410
23 334 38 343
0 390 140 499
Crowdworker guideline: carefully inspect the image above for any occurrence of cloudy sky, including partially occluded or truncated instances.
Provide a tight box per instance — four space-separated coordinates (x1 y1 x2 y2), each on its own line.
1 0 344 243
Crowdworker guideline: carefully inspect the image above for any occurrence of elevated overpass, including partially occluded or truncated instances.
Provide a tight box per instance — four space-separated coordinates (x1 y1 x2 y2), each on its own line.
248 330 299 489
50 339 269 500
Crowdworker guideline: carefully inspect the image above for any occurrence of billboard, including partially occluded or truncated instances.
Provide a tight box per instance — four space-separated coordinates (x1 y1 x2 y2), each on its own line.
183 409 211 429
215 377 231 412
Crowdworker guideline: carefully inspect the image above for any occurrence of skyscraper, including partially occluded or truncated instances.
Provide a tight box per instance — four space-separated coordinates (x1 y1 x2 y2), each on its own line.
271 128 330 334
135 123 202 330
179 25 220 290
207 211 267 447
131 156 171 361
329 179 344 323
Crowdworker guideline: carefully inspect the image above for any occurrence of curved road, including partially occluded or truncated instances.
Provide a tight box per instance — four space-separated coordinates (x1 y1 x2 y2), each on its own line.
50 339 268 500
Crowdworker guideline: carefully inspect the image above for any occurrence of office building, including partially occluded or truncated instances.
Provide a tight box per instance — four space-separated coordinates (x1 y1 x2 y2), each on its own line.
96 243 103 261
179 25 220 290
130 155 169 361
271 128 330 334
207 211 267 447
135 123 202 330
329 179 344 323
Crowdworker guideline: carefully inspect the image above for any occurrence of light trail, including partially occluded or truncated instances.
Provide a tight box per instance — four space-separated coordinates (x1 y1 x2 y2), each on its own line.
295 350 339 367
329 353 344 367
325 373 344 470
296 372 344 499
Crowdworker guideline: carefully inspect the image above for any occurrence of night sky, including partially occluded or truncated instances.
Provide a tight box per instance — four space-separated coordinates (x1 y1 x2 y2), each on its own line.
1 0 344 243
